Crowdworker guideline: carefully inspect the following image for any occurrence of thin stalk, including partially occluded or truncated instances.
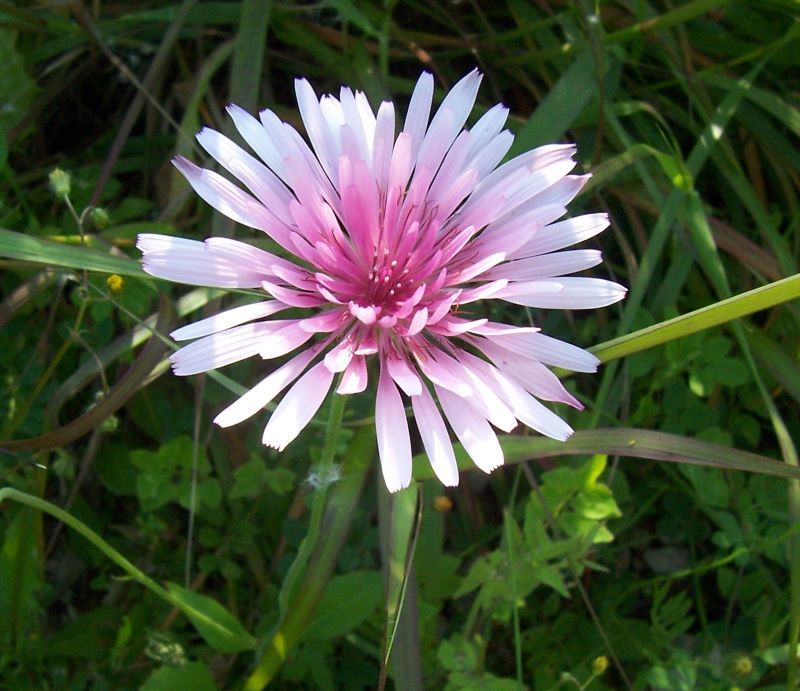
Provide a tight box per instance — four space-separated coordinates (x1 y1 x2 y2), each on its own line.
1 298 87 441
591 273 800 363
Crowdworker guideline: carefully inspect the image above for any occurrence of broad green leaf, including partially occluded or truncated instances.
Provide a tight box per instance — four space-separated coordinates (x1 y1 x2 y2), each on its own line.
141 661 218 691
304 570 382 641
166 583 257 653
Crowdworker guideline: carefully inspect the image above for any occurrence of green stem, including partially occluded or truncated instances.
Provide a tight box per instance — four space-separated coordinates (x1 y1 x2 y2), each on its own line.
243 424 375 691
320 392 347 468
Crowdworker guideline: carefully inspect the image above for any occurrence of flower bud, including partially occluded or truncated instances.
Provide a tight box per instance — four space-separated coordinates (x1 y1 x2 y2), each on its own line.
49 168 71 198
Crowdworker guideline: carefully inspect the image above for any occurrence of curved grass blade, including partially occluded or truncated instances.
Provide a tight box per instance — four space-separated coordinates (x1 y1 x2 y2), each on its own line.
412 428 800 481
379 483 423 691
0 488 257 653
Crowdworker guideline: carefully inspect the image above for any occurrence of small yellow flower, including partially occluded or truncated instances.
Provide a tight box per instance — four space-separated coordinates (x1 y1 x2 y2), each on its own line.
433 495 453 512
592 656 609 675
106 274 124 294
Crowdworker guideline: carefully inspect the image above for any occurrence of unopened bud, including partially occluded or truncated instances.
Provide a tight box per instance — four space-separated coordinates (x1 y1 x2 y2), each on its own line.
592 656 609 675
49 168 71 198
90 207 110 230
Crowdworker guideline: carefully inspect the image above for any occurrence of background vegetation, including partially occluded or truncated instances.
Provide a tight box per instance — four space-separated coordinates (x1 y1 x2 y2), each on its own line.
1 1 799 689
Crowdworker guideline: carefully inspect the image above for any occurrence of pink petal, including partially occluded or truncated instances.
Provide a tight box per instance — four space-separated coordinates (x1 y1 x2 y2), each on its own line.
258 321 315 359
262 362 334 450
460 352 573 440
414 350 473 397
436 386 504 474
487 250 603 280
479 342 582 408
337 355 368 393
402 72 434 159
227 104 286 179
457 279 508 304
170 322 271 376
515 213 610 257
323 339 354 373
213 346 320 427
195 127 294 223
455 354 518 433
298 309 347 333
429 316 488 336
172 156 282 236
261 280 325 308
497 278 627 309
480 332 599 373
295 78 340 185
376 365 413 493
171 301 288 341
138 234 267 288
406 307 428 337
411 386 459 487
372 101 396 191
386 356 422 396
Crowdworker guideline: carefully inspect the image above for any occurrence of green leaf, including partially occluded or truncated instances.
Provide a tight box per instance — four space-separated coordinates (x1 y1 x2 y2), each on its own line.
230 456 295 499
303 570 383 641
140 661 218 691
535 564 569 598
382 484 422 666
131 436 218 512
0 488 256 656
572 485 622 521
325 0 380 38
0 29 37 134
593 274 800 363
0 228 146 277
413 428 800 481
166 583 257 654
0 508 41 649
510 47 596 155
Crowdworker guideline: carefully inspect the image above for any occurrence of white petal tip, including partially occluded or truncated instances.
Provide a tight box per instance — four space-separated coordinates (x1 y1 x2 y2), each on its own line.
479 461 504 475
440 474 460 488
212 412 234 428
386 478 412 494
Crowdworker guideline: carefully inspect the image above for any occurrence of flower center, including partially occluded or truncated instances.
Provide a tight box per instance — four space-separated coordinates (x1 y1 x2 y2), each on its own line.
366 257 410 306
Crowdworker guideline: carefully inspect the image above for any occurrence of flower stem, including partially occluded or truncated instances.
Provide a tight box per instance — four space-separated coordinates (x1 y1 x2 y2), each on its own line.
243 422 375 691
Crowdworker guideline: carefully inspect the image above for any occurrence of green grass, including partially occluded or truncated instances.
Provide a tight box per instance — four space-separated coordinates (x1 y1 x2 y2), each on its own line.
1 1 799 689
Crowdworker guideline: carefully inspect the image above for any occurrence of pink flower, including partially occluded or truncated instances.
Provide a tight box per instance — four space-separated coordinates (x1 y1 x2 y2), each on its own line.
138 71 625 492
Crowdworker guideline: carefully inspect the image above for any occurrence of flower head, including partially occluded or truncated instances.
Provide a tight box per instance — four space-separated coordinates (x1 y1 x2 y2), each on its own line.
138 71 625 492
